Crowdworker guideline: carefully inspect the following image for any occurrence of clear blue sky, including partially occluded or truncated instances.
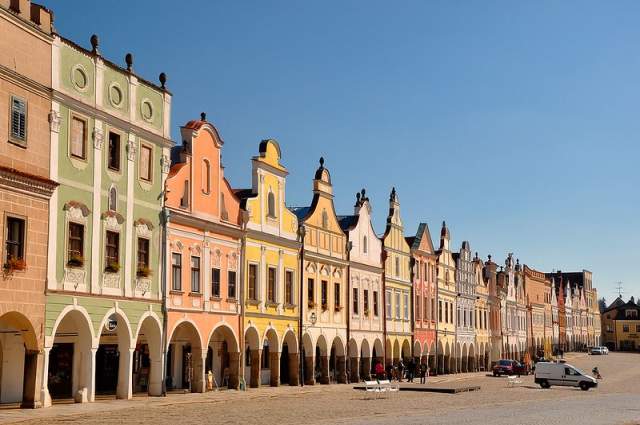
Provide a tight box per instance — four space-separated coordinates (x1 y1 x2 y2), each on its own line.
47 0 639 303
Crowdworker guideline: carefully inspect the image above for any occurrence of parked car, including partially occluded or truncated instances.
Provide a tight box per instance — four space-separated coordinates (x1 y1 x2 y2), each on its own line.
534 362 597 391
600 346 610 355
492 359 531 376
590 347 604 355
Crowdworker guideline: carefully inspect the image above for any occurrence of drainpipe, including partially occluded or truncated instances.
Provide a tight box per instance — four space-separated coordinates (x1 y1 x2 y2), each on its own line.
160 207 170 396
239 216 248 389
381 250 387 365
297 225 306 386
345 241 352 378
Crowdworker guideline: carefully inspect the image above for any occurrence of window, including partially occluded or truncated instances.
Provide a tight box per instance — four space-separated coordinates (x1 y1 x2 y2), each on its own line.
364 289 369 314
70 116 87 159
140 144 152 181
373 291 378 316
202 160 210 194
385 290 392 318
10 96 27 143
267 266 277 303
172 253 182 291
137 237 149 271
334 283 340 308
267 191 276 218
308 278 315 305
362 236 367 254
67 222 84 262
5 216 25 262
282 270 293 305
395 257 400 277
319 280 327 308
108 187 117 211
353 288 359 314
212 268 221 298
636 325 640 333
248 264 258 300
623 324 629 333
450 302 453 323
190 256 200 293
228 270 237 299
445 302 449 323
395 292 401 319
108 132 120 171
439 300 443 322
180 180 190 207
403 293 409 320
104 231 119 271
321 210 328 229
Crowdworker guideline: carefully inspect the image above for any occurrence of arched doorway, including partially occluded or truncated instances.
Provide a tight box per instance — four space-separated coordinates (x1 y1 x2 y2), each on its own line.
243 327 261 388
166 321 204 392
347 338 359 383
207 324 239 390
302 333 314 385
329 336 346 384
401 339 411 363
132 314 162 396
359 339 371 381
47 308 94 403
0 312 40 406
372 338 384 376
263 328 279 387
413 340 422 364
316 335 329 384
385 338 393 366
444 342 451 374
280 330 298 386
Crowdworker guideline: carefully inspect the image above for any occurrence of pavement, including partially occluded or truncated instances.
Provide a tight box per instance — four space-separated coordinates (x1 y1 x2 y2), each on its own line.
2 352 639 425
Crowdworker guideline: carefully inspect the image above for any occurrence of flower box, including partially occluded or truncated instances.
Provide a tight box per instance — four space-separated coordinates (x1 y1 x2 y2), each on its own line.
67 254 84 268
105 261 120 273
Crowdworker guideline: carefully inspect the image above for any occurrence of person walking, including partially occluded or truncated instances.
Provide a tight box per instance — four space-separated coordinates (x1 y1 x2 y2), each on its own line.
407 358 415 383
398 359 405 382
420 362 427 384
375 361 385 380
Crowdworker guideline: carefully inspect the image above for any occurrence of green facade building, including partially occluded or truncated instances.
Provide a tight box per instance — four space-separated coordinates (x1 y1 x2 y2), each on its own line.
42 34 172 405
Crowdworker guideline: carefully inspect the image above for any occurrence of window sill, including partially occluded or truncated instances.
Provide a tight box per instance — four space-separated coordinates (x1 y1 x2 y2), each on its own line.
169 290 184 295
8 139 27 149
284 303 296 309
246 299 260 306
265 302 279 308
210 296 222 301
188 292 202 297
227 297 238 303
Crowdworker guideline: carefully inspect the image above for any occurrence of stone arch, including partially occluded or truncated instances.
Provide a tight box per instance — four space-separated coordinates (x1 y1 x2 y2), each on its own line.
0 311 40 406
469 344 476 372
279 329 299 386
329 336 346 384
392 339 400 364
244 326 262 388
347 338 359 382
301 332 314 385
166 320 204 392
461 343 468 373
358 339 372 381
444 342 451 374
385 338 393 366
437 340 445 374
413 340 422 361
132 313 163 396
46 307 95 404
207 323 240 390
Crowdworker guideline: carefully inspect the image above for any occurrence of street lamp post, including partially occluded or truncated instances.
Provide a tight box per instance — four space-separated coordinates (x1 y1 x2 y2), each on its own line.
300 311 317 387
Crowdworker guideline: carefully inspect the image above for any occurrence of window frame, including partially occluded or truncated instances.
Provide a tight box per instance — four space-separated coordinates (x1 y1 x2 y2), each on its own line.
307 278 315 306
248 263 258 301
267 191 276 218
136 237 150 272
67 221 84 265
107 130 121 172
267 266 277 303
321 280 328 309
334 282 340 309
171 252 182 291
211 267 221 298
139 142 153 182
227 270 237 299
104 230 120 271
190 256 201 293
352 287 359 315
5 215 26 263
9 95 27 146
69 113 88 160
285 270 294 305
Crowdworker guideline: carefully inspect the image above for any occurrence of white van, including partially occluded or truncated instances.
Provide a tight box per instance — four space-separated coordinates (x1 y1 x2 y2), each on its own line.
534 362 597 391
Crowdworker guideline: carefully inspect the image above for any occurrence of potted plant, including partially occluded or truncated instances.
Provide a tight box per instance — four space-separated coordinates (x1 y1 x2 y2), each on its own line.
67 254 84 268
364 308 370 317
308 300 316 308
105 261 120 273
137 266 152 278
322 303 328 311
334 304 343 312
3 257 26 275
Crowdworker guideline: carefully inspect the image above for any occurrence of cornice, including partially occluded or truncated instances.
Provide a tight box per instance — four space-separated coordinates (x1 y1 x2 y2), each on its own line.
0 166 58 199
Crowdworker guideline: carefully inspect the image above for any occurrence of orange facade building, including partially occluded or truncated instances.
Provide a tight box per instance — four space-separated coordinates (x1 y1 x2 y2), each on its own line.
164 114 243 392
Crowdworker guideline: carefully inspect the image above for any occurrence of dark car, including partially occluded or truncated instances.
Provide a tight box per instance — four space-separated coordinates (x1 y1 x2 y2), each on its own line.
492 359 530 376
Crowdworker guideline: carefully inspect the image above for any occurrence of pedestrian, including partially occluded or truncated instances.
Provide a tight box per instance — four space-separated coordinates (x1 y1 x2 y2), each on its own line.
386 363 393 381
375 361 385 380
420 362 427 384
398 359 405 382
408 359 415 383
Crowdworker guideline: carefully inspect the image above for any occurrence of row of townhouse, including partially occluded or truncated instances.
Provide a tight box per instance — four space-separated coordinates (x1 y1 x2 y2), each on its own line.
0 0 602 408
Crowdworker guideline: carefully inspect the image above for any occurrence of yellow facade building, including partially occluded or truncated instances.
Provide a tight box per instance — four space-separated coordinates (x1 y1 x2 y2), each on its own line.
290 158 348 385
382 188 412 366
435 222 456 374
238 140 301 387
